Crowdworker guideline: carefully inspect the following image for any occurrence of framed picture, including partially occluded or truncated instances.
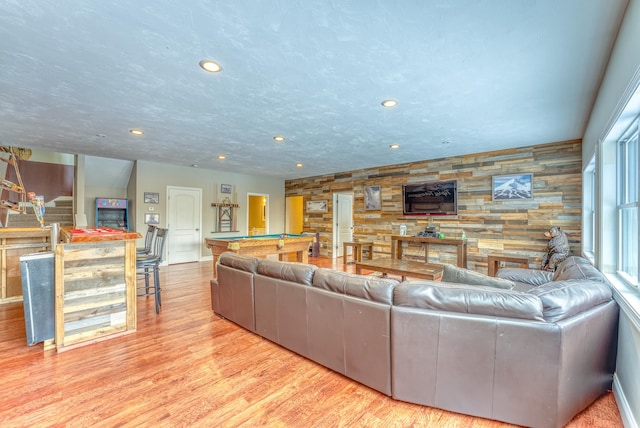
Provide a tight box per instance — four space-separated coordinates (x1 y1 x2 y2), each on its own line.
492 173 533 200
306 200 327 213
144 192 159 204
144 213 160 225
220 184 232 194
364 185 381 210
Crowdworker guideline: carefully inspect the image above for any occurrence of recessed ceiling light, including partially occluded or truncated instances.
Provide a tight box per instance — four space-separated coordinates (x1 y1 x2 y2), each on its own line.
442 140 451 145
217 155 226 160
273 135 285 142
129 129 144 136
296 162 303 168
389 144 400 149
199 60 222 73
191 164 198 167
381 99 398 108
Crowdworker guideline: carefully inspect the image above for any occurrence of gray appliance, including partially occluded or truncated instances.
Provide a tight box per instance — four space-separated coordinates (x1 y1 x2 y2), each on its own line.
20 251 55 346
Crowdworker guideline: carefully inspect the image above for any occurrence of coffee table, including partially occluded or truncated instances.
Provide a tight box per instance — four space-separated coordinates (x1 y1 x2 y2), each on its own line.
355 258 443 281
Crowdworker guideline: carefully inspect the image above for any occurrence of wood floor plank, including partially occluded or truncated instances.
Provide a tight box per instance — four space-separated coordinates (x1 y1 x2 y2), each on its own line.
0 257 623 427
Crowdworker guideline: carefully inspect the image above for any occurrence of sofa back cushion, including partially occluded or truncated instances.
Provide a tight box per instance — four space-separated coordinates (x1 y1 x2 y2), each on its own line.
257 259 317 285
394 280 544 321
218 252 259 273
495 268 553 287
528 279 612 322
553 256 605 282
312 269 398 304
442 264 515 289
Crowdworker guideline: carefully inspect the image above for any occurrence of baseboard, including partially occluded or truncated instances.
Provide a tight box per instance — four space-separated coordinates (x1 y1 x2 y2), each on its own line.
613 373 639 428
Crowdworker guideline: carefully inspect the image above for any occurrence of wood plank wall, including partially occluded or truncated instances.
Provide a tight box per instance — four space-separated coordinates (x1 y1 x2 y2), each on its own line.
285 140 582 274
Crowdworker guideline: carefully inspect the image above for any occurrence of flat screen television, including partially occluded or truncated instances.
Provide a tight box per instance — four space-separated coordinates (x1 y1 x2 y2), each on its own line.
402 180 458 216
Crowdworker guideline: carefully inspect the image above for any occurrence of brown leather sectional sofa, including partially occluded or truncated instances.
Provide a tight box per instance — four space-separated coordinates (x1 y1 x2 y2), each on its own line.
210 254 618 428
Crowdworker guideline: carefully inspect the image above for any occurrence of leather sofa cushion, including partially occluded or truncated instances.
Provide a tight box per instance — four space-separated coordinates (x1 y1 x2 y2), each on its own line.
442 264 515 289
312 268 398 304
394 281 544 321
553 256 606 282
257 259 317 285
496 268 553 287
528 279 612 322
218 252 259 273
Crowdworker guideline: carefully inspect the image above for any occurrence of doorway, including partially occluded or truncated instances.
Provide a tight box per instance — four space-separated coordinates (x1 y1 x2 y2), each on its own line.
166 186 202 264
248 193 268 236
332 192 353 259
285 196 304 234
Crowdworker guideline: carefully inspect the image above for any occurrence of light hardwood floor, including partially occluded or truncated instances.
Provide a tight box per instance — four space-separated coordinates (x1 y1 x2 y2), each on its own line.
0 258 623 427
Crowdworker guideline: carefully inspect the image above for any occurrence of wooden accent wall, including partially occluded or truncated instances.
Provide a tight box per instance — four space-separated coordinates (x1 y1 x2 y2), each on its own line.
285 140 582 273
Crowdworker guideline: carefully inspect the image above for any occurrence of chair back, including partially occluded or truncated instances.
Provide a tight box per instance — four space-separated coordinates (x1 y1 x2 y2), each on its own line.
145 223 157 244
150 228 167 261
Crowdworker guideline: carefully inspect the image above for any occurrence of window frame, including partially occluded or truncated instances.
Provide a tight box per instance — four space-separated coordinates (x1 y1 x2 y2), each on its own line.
582 156 597 263
616 118 639 287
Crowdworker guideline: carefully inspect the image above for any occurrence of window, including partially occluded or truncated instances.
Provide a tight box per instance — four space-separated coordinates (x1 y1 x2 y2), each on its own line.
617 118 639 286
583 156 596 262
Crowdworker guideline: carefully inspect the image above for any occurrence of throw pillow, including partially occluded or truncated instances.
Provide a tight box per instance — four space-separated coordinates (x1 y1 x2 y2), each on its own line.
442 264 515 290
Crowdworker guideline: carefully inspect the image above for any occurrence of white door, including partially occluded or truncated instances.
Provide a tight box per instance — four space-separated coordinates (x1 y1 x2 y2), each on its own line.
333 193 353 259
167 186 202 264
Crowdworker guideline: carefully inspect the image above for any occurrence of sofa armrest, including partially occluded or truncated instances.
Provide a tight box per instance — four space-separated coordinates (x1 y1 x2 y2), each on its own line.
210 279 220 315
496 267 553 287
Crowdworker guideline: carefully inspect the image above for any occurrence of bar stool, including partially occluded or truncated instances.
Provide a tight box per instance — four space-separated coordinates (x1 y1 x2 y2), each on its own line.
136 227 167 313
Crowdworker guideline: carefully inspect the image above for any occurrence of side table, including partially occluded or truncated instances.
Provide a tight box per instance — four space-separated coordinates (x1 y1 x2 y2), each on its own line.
487 254 529 277
343 241 374 265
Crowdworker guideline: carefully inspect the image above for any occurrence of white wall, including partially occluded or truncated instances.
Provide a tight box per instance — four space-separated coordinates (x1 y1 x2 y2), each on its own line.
133 161 285 259
582 1 640 426
583 0 640 166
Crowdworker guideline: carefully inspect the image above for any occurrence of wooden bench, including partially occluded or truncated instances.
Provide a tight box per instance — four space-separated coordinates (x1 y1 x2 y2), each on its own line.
355 258 443 281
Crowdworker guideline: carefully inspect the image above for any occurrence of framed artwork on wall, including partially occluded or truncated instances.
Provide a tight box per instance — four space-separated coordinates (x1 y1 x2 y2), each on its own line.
492 173 533 200
144 192 159 204
364 185 381 210
145 213 160 224
306 200 327 213
220 184 232 194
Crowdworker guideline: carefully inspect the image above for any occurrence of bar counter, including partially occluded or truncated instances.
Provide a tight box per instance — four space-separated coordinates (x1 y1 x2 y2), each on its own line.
55 227 141 351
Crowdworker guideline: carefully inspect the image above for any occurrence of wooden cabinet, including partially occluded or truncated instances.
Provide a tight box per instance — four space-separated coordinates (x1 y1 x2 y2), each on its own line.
0 227 52 303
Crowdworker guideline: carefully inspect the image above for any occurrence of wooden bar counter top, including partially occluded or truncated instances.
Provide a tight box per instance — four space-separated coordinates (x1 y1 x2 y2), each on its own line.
60 227 141 243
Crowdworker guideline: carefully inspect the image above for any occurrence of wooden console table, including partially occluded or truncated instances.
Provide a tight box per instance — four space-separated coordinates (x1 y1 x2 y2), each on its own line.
391 235 467 268
343 241 373 265
356 258 443 281
487 254 529 277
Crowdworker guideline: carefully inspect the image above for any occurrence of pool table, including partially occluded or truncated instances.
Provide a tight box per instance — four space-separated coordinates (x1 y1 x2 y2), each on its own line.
205 233 315 276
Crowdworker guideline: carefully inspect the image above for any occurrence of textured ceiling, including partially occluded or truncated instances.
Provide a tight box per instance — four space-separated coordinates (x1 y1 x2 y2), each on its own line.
0 1 629 179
